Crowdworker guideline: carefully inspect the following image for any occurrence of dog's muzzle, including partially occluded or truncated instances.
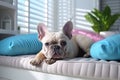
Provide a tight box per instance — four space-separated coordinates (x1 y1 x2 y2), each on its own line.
52 45 60 52
51 45 64 59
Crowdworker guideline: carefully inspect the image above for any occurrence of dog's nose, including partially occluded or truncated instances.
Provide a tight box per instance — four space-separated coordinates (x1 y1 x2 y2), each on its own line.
52 45 60 51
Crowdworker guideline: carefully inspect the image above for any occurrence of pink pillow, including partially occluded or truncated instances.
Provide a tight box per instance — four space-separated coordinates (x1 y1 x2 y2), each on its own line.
72 29 104 42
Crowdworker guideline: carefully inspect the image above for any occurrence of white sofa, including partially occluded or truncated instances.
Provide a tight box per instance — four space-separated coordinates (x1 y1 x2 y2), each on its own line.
0 55 119 80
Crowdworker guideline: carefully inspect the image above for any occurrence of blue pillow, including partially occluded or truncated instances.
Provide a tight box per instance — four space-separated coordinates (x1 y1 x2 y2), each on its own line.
0 34 42 56
90 34 120 60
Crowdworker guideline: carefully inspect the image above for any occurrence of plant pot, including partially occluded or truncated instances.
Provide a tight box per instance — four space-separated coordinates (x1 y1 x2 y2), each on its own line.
100 31 119 38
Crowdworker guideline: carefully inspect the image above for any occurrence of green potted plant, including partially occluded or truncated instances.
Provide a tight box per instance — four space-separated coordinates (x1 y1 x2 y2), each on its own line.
85 5 120 35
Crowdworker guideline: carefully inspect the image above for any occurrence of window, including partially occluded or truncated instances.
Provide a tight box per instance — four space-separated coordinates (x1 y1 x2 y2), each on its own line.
56 0 74 31
17 0 74 33
17 0 29 33
17 0 99 34
74 0 99 31
17 0 54 33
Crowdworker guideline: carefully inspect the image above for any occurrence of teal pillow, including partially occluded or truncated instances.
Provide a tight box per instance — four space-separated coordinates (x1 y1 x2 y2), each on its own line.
0 34 42 56
90 34 120 60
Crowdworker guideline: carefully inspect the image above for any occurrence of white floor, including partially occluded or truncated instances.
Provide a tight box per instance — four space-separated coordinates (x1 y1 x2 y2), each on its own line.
0 66 95 80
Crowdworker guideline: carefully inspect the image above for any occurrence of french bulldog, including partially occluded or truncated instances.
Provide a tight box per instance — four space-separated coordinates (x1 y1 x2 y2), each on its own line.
30 21 94 65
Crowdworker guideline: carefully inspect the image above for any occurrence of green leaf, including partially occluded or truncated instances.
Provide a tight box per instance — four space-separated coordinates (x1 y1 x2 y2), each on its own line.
84 5 120 33
91 8 102 20
92 25 101 33
103 5 111 17
102 6 111 26
109 14 120 27
85 13 99 25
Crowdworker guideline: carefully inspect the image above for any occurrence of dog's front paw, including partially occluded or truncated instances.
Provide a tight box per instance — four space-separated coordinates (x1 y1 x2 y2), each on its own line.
45 59 56 64
30 59 42 66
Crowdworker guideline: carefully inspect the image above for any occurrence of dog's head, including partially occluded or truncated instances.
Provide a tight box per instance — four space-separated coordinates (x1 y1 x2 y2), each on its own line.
37 21 73 60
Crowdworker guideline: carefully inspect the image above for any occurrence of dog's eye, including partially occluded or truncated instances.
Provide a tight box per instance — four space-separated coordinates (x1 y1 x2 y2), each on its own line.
60 40 66 46
45 42 49 46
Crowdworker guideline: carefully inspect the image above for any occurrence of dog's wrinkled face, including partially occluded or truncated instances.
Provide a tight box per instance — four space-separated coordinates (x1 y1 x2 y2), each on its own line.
41 32 69 59
37 21 73 60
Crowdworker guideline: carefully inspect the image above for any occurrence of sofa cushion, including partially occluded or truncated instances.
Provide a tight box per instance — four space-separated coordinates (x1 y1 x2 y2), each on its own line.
0 34 42 56
90 34 120 60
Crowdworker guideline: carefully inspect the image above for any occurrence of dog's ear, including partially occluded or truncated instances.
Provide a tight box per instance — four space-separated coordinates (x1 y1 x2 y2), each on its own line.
37 23 48 40
63 21 73 39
